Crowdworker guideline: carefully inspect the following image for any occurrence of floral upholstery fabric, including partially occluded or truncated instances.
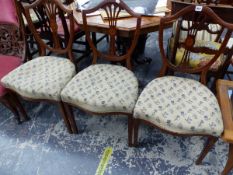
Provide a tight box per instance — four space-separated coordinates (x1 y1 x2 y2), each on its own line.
1 56 75 101
133 76 223 136
61 64 139 113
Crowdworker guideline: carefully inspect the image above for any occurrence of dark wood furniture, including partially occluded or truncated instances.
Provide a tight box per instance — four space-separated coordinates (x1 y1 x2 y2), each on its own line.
216 79 233 175
170 0 233 89
69 0 171 64
60 0 141 145
172 0 233 23
69 1 171 38
16 0 91 62
0 0 29 123
1 0 78 133
181 0 233 6
131 4 233 169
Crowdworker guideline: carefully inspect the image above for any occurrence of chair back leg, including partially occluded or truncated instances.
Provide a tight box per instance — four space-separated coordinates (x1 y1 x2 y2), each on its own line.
196 136 218 165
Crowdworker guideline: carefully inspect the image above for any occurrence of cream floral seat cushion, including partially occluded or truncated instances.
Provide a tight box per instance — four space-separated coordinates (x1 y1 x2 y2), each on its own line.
1 56 75 101
61 64 138 113
133 76 223 136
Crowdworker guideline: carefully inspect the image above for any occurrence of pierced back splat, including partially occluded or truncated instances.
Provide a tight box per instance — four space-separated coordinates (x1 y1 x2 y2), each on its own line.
82 0 141 70
22 0 75 61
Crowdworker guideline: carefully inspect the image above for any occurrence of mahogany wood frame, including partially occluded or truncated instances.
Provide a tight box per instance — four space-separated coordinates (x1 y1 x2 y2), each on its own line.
6 0 78 133
172 0 233 23
181 0 233 6
62 0 141 146
171 0 233 90
131 4 233 169
69 1 172 38
216 79 233 175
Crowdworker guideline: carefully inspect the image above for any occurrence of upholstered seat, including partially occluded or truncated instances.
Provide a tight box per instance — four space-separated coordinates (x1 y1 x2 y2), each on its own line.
1 56 75 101
133 76 223 136
0 55 22 96
61 64 139 113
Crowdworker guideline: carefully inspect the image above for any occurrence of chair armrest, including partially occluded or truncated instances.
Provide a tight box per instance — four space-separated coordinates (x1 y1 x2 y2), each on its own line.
217 79 233 143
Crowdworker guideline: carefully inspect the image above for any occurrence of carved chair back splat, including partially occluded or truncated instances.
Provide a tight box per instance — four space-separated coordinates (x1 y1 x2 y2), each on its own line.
82 0 141 70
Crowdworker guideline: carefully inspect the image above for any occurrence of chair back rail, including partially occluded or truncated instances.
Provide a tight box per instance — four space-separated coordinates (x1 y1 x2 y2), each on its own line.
82 0 141 70
159 5 233 85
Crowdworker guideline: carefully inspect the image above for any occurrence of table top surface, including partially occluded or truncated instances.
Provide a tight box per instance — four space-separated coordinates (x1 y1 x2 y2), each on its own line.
69 0 171 37
217 79 233 143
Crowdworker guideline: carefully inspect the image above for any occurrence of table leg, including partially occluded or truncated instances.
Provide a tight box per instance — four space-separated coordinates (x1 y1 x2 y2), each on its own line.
133 34 152 64
117 34 152 65
222 143 233 175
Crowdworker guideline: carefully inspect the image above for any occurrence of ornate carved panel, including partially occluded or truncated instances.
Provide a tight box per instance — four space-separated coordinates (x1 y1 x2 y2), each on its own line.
0 24 24 57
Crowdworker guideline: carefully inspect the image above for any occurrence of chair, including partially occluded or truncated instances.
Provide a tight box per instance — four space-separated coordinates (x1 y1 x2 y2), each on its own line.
60 0 141 144
1 0 77 133
132 4 233 166
170 0 233 88
0 0 29 123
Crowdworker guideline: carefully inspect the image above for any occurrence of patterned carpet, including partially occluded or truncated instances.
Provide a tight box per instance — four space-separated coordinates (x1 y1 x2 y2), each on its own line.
0 31 231 175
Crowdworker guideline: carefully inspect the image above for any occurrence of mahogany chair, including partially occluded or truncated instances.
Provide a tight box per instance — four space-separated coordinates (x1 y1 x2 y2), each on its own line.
60 0 141 144
1 0 77 133
0 0 29 123
170 0 233 88
132 4 233 166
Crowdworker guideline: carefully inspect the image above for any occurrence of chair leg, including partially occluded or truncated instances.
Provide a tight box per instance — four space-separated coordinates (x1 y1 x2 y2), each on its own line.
196 136 218 165
128 115 133 147
1 96 21 124
9 93 30 122
63 103 78 134
57 102 72 134
133 119 140 147
221 143 233 175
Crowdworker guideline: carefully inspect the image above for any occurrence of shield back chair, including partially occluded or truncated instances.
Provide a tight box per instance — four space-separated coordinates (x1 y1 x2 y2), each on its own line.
1 0 77 133
170 0 233 89
132 5 233 166
60 0 141 145
0 0 29 123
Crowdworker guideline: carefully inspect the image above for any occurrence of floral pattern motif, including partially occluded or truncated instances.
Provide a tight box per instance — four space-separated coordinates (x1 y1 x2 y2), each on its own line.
133 76 223 136
1 56 75 101
61 64 139 113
